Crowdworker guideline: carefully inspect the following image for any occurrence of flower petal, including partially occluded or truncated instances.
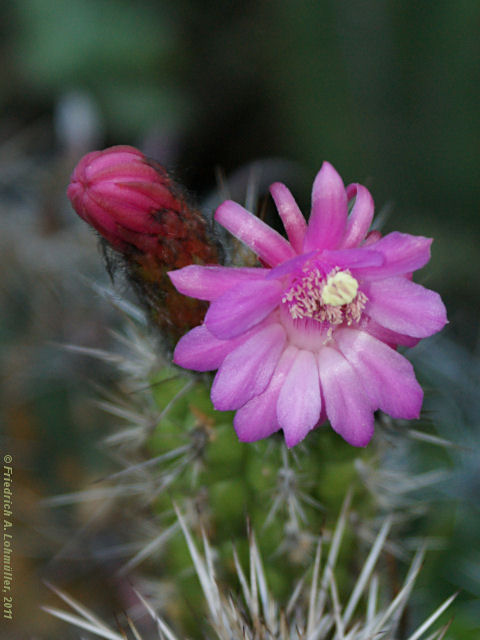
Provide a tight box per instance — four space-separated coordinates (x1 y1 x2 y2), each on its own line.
365 277 448 338
270 182 307 253
168 265 268 301
317 346 374 447
363 230 382 246
361 317 420 348
303 162 348 252
205 278 283 339
277 349 322 447
215 200 296 266
335 329 423 419
173 324 250 371
323 247 384 270
340 183 375 248
266 251 315 280
211 323 286 410
233 345 298 442
355 232 432 280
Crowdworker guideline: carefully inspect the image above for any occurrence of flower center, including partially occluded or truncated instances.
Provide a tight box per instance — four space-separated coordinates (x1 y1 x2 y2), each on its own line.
321 270 358 307
282 266 366 326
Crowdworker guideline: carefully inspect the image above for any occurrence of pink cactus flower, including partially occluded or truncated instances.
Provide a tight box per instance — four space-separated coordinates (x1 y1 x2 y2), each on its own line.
168 162 447 447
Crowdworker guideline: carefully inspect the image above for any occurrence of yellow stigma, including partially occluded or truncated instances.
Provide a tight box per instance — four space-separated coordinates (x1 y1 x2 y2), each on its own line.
321 271 359 307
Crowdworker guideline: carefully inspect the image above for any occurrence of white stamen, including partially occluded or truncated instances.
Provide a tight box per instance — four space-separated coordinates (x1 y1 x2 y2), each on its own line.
282 266 366 326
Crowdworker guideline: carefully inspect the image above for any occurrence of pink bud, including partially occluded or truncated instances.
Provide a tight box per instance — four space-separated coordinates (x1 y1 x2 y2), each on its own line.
67 145 193 255
67 145 220 344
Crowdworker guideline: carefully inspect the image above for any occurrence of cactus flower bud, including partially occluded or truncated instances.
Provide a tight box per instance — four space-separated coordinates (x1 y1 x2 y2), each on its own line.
67 145 220 346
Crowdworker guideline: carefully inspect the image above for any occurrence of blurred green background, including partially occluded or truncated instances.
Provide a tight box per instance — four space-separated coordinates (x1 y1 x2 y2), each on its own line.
0 1 479 637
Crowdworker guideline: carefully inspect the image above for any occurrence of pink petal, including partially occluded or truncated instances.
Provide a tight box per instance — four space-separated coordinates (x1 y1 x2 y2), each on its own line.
317 346 375 447
168 265 268 301
303 162 348 252
233 345 298 442
211 323 286 411
267 251 315 280
81 192 120 234
215 200 296 266
173 324 251 372
323 247 384 270
270 182 307 253
205 278 283 339
361 317 420 348
363 230 382 246
277 349 322 447
365 277 448 338
340 183 375 248
83 146 143 177
354 232 432 280
86 188 163 233
335 329 423 419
